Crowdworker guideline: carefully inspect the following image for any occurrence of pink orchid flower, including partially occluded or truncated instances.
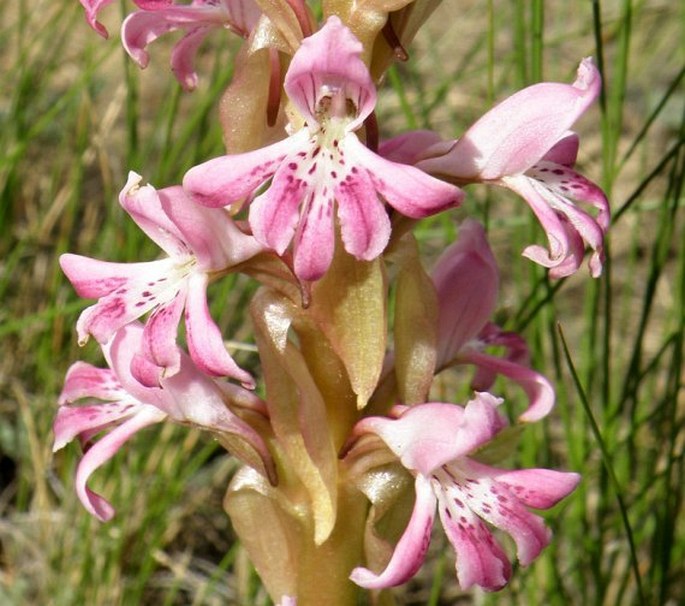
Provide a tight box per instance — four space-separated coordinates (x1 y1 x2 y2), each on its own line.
184 16 463 282
419 58 609 278
78 1 261 90
432 219 554 422
53 323 274 521
122 0 262 90
349 394 580 591
60 172 263 387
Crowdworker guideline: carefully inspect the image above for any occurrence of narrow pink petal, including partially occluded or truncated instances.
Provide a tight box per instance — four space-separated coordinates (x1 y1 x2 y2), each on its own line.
421 58 601 180
140 283 188 378
436 486 511 590
460 351 555 422
122 6 225 69
432 220 499 369
344 136 463 218
350 474 436 588
60 253 169 299
292 191 336 282
458 472 552 566
74 406 166 521
453 393 508 456
184 272 254 386
284 16 376 129
490 468 581 509
58 362 122 405
53 402 139 451
248 158 309 255
170 26 210 91
79 0 116 37
183 131 307 207
334 166 391 262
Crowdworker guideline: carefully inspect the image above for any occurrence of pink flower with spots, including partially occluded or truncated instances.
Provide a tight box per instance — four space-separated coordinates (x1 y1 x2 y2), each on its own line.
60 172 263 387
53 323 274 521
184 16 463 281
348 394 580 591
419 58 609 278
432 219 554 422
78 1 261 90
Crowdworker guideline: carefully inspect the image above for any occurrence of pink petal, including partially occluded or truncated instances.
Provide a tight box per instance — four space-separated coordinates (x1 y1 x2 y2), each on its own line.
379 130 446 165
65 256 181 345
119 173 188 258
248 154 310 255
508 170 608 278
344 136 463 218
284 16 376 130
355 404 465 476
183 131 307 207
456 470 552 566
58 362 123 405
157 182 264 268
460 351 555 422
103 323 170 411
53 401 139 451
436 486 511 590
504 175 572 270
122 6 225 69
357 396 505 476
184 272 254 386
334 163 391 262
140 282 188 378
169 26 211 91
491 468 581 509
292 190 336 282
350 474 436 588
542 132 580 166
160 351 276 482
60 253 169 299
74 406 166 521
432 220 499 369
420 58 601 180
79 0 116 37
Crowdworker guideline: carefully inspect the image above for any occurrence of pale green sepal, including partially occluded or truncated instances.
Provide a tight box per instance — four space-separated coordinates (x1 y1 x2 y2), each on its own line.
251 288 339 544
393 235 438 404
224 466 301 600
309 247 387 410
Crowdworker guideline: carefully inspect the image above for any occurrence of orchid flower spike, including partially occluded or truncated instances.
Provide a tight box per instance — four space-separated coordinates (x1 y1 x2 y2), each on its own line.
348 395 580 591
53 323 275 522
60 172 263 387
432 219 554 422
184 16 463 282
419 58 610 278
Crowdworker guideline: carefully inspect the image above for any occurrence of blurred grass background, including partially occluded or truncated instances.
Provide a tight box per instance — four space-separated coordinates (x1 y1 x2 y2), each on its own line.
0 0 683 604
